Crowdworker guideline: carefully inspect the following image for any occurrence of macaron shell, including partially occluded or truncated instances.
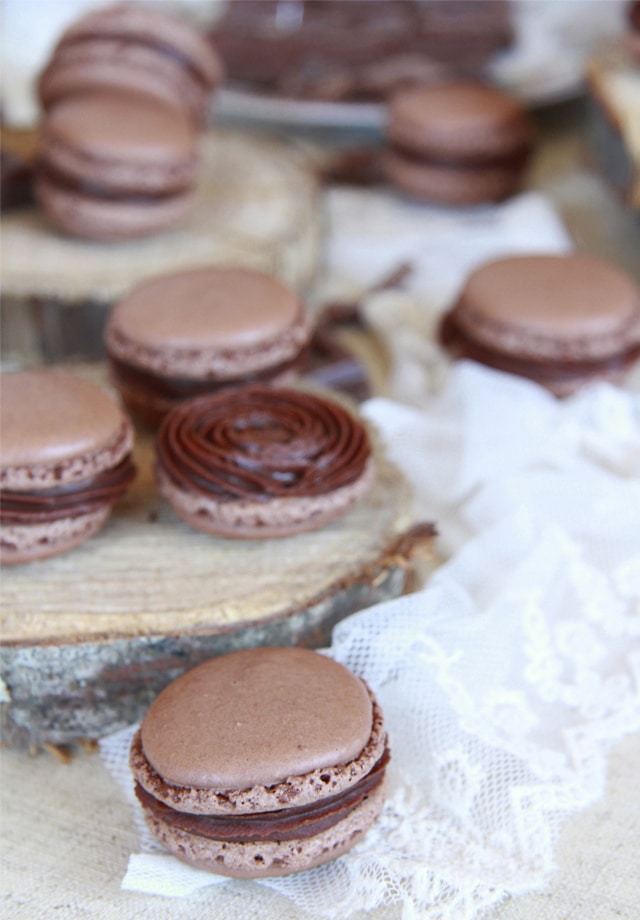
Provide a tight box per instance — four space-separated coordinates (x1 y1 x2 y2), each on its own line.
110 268 302 349
38 92 197 193
381 148 523 205
131 689 387 815
35 174 195 242
104 268 311 380
0 369 132 487
452 254 640 361
140 648 373 790
387 81 534 162
156 456 376 539
1 507 110 566
139 775 387 878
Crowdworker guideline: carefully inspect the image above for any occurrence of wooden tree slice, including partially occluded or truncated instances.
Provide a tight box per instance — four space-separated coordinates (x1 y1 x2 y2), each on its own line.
0 129 321 365
0 422 434 748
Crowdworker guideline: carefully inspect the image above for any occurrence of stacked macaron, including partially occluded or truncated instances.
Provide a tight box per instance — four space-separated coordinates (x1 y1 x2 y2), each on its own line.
382 81 534 206
0 369 135 564
34 3 223 240
38 3 223 126
130 647 390 877
34 91 199 241
439 252 640 395
104 266 314 425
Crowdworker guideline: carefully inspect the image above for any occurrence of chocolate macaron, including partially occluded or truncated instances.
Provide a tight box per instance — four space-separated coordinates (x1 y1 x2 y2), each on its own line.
155 384 375 538
104 267 314 426
38 2 223 125
382 81 534 206
0 369 135 565
130 647 389 878
440 253 640 395
35 90 198 241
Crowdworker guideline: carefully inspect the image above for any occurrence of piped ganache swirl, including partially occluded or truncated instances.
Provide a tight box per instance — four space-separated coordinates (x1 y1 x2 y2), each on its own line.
156 386 373 503
0 455 136 525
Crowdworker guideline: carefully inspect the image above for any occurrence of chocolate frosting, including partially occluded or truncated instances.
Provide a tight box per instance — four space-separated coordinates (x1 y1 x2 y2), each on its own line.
155 386 372 504
135 745 389 844
0 455 136 525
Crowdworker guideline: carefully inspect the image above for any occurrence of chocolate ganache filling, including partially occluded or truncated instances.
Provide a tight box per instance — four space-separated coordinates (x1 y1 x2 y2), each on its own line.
0 455 136 525
391 140 531 170
156 386 372 501
136 745 390 844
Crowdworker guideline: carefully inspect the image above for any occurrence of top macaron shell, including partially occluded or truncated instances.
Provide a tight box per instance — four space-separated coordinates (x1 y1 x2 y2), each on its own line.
0 369 133 490
139 647 374 792
450 253 640 362
104 267 313 379
386 81 534 162
38 2 223 123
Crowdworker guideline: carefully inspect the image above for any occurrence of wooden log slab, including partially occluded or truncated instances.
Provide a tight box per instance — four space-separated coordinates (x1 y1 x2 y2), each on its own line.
0 410 434 749
0 128 321 366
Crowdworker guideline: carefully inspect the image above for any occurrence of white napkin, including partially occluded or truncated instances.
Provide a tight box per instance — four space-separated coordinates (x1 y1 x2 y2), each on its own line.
101 363 640 919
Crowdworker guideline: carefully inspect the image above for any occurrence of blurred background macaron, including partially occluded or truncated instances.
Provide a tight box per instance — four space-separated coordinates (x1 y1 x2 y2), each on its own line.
155 384 375 539
439 252 640 395
104 266 314 426
0 369 135 565
37 2 223 126
34 90 199 240
382 80 534 206
130 646 389 877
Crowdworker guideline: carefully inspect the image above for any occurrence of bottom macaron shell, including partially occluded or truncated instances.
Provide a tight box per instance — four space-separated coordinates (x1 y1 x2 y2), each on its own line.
35 177 195 241
381 149 522 206
0 506 110 565
156 459 376 539
139 778 387 879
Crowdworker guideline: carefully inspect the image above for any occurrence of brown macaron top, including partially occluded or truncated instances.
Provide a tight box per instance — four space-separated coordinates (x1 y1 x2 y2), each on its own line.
386 81 534 162
139 647 374 791
38 91 197 193
450 253 640 362
104 267 313 379
0 369 133 490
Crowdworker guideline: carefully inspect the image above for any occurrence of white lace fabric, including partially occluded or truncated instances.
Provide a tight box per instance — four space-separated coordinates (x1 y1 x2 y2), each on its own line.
100 175 640 919
101 360 640 919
